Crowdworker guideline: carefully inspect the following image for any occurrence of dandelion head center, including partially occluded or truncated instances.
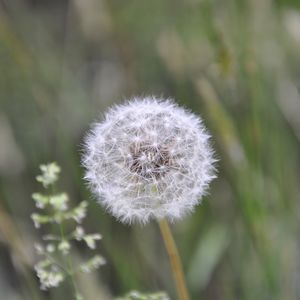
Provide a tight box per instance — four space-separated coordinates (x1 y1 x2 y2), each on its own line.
127 141 173 179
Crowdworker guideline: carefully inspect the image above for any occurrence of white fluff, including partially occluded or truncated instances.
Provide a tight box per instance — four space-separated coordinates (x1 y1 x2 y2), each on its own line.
82 96 216 224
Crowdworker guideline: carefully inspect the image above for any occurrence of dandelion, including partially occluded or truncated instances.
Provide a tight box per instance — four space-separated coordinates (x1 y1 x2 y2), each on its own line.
82 96 216 224
82 96 217 300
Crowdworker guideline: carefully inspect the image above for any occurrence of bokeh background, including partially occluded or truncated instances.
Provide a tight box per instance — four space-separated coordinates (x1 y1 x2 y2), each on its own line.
1 0 300 299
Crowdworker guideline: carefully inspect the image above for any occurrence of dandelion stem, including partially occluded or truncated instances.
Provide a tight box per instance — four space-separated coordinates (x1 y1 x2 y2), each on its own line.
158 219 190 300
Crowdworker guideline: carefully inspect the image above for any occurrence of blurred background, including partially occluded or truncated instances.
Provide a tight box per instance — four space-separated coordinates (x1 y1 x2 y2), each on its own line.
1 0 300 299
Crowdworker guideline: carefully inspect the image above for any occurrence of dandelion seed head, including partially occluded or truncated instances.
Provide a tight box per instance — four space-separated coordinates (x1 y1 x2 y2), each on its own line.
82 96 216 224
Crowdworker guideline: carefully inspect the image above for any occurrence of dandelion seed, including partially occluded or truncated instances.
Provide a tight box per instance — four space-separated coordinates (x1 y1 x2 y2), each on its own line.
82 96 216 224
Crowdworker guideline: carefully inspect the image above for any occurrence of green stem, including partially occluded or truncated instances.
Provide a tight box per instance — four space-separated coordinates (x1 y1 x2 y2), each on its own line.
158 219 190 300
50 183 81 299
59 224 81 300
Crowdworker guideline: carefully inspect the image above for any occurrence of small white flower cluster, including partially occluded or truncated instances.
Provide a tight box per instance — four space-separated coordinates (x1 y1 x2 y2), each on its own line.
31 196 88 228
34 257 64 290
115 290 170 300
32 162 105 291
79 255 106 273
36 163 61 188
83 97 216 224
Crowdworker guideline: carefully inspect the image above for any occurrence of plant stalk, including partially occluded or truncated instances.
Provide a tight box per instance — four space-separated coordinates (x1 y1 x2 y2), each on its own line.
158 219 190 300
59 224 81 300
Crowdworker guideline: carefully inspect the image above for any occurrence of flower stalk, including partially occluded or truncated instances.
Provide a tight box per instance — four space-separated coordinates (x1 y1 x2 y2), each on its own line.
158 219 190 300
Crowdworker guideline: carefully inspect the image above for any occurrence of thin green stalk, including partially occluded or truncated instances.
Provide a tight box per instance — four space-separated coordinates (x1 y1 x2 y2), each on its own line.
158 219 190 300
59 223 81 300
50 182 81 299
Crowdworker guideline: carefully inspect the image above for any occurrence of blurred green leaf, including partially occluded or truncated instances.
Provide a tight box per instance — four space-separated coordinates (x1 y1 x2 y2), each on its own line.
187 225 230 291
